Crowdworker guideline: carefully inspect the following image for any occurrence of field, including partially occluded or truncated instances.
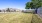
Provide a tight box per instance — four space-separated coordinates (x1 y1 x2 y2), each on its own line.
0 12 42 23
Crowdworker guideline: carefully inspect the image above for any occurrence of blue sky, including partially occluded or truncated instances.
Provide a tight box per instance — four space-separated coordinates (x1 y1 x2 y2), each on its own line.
0 0 31 10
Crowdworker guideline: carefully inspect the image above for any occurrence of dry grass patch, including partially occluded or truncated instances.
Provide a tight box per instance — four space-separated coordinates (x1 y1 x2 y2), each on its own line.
0 12 42 23
0 12 33 23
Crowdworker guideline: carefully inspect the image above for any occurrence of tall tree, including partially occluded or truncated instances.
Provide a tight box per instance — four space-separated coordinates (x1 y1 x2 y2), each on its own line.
25 2 35 9
25 0 42 9
32 0 42 8
25 2 31 9
6 8 10 12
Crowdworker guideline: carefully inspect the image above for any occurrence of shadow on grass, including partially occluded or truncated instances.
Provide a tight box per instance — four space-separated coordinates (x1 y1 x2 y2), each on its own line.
31 14 42 23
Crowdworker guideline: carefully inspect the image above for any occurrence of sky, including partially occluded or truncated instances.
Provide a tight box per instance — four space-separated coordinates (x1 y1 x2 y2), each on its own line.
0 0 31 10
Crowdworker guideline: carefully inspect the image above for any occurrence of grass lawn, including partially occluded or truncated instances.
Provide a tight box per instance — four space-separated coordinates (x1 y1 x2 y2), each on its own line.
0 12 42 23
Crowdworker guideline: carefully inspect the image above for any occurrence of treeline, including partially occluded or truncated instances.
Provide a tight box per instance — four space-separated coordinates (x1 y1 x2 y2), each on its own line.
0 8 21 12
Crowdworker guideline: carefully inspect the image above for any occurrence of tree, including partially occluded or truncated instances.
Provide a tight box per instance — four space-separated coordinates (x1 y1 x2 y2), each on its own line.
6 8 10 12
32 0 42 8
0 10 1 12
25 2 36 9
25 2 31 9
25 0 42 9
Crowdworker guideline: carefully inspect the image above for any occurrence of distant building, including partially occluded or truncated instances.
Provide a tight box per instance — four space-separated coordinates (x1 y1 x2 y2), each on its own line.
22 9 35 13
1 8 22 12
15 9 22 12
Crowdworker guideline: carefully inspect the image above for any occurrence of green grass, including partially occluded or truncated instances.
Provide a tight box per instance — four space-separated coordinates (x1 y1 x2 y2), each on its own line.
0 12 42 23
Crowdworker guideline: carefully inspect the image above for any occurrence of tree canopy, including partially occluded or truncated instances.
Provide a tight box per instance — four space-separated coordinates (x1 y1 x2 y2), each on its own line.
25 0 42 9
